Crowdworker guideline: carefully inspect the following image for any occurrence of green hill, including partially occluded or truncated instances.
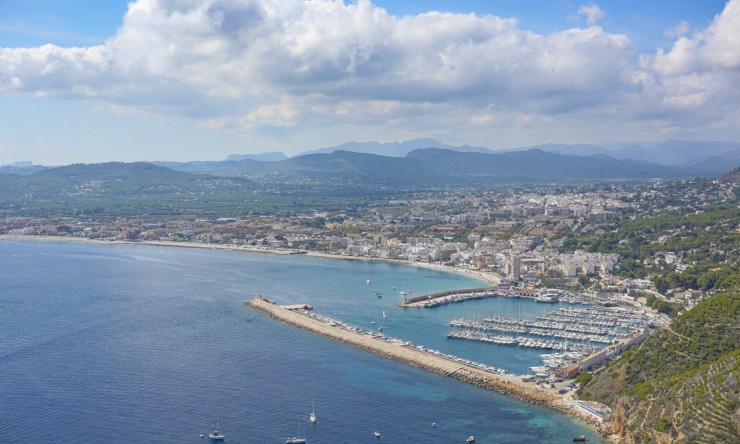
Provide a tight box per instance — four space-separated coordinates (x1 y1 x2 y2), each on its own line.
0 162 254 217
580 292 739 443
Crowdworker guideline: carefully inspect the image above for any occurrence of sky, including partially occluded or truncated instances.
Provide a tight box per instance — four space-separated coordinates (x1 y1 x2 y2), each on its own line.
0 0 738 165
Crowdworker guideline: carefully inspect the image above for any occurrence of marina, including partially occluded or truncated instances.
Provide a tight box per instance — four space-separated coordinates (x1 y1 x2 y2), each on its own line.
448 306 662 377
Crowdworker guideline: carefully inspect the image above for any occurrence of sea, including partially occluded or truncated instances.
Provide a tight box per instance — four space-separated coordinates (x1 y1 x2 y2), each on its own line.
0 240 605 443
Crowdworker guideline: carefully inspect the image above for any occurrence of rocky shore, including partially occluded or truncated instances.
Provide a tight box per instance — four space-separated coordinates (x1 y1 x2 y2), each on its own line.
247 297 610 440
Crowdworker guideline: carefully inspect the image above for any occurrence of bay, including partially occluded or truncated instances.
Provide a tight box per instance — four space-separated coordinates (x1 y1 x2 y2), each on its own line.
0 240 603 443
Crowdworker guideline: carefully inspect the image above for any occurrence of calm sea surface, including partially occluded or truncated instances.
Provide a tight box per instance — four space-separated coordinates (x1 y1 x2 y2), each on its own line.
0 240 604 443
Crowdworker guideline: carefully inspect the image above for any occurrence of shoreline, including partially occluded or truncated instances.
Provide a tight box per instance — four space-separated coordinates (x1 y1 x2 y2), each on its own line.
0 234 499 285
305 251 500 286
247 297 611 441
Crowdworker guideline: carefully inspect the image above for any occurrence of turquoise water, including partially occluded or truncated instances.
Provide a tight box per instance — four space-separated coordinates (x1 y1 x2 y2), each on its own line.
0 240 604 443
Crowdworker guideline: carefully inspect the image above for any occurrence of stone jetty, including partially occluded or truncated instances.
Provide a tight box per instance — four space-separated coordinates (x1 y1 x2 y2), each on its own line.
246 296 610 439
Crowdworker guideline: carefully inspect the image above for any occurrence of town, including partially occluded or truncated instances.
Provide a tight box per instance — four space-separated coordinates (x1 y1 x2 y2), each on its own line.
3 177 736 317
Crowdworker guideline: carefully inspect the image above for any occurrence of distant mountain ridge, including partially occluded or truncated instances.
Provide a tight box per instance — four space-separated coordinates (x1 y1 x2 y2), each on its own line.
225 151 287 162
294 138 740 171
4 138 739 178
295 138 493 157
502 140 740 169
154 148 723 183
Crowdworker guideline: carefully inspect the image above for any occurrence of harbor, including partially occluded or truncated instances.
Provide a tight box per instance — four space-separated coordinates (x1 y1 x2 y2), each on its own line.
247 296 610 436
448 306 662 378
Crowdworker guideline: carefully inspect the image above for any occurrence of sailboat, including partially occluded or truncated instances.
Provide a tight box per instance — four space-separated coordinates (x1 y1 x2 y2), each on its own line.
208 413 225 441
309 401 317 425
286 417 307 444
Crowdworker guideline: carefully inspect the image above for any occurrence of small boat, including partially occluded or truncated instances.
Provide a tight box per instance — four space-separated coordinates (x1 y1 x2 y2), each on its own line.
366 279 371 284
208 413 225 441
432 422 437 427
373 431 382 438
286 438 307 444
309 401 317 425
573 434 586 442
208 431 225 442
287 417 307 444
382 310 387 319
466 436 475 443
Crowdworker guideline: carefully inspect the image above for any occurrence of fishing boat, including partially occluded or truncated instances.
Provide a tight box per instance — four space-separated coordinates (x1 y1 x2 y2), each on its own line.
309 401 317 425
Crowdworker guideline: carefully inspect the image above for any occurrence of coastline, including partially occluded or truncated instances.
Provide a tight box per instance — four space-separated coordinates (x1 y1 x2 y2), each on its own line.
0 234 499 285
247 297 611 441
305 251 500 286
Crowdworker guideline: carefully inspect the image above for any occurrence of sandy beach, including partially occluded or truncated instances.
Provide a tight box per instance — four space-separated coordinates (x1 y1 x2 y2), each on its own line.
1 234 500 285
305 251 501 286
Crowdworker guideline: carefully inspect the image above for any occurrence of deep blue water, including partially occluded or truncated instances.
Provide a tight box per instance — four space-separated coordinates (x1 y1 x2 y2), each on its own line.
0 240 604 443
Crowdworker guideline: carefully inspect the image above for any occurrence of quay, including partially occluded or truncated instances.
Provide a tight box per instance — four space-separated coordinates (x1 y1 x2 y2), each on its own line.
398 285 600 308
246 296 608 435
399 287 496 307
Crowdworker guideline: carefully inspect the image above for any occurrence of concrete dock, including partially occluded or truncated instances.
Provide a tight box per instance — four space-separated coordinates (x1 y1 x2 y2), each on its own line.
246 296 607 435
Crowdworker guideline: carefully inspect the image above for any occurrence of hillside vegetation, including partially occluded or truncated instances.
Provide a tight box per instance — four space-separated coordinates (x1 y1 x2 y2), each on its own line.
580 292 739 443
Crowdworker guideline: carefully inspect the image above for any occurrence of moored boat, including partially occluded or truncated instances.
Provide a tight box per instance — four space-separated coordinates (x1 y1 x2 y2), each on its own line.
309 401 317 425
208 413 225 441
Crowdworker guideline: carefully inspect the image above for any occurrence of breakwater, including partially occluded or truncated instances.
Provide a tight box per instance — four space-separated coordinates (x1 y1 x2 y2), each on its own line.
399 287 498 307
247 297 610 438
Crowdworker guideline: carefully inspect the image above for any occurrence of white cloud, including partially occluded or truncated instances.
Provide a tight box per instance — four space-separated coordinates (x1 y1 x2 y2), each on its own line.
633 0 740 129
196 116 231 130
663 20 691 38
1 0 739 151
577 3 605 27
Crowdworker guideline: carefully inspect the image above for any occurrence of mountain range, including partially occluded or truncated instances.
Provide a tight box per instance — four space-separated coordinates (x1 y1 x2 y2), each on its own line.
239 138 740 170
2 147 735 193
3 139 739 178
150 147 730 183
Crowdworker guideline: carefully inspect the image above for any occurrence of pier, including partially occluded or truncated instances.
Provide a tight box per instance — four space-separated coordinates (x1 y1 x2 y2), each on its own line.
398 285 603 308
246 296 607 434
398 287 497 307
